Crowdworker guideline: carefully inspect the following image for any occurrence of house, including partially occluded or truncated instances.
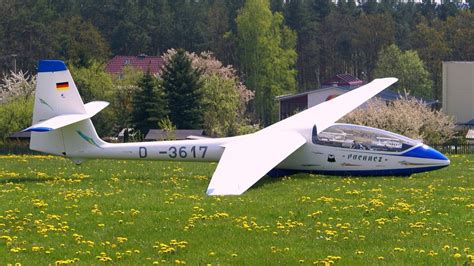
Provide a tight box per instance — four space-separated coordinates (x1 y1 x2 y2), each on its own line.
276 74 401 120
442 61 474 127
105 54 165 75
466 128 474 144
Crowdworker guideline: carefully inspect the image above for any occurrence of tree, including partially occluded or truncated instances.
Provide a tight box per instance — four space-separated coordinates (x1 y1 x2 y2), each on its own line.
192 51 254 136
374 44 433 99
112 66 145 130
206 1 230 61
285 0 322 90
131 72 168 134
162 49 254 136
161 49 203 129
0 71 36 103
353 13 395 79
70 62 116 136
444 11 474 61
320 9 357 81
53 16 110 67
237 0 297 125
341 96 455 145
411 19 451 100
0 71 35 141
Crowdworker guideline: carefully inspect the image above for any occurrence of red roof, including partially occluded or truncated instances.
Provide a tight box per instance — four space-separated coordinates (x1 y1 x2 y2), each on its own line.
105 54 164 75
322 74 363 86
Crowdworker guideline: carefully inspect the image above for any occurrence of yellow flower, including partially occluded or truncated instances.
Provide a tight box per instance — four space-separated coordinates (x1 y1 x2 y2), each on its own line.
453 253 462 259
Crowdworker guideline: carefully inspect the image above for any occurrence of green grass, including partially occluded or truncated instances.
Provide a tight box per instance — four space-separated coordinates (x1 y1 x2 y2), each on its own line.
0 154 472 265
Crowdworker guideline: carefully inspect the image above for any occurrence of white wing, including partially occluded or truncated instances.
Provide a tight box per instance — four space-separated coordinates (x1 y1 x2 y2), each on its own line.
207 77 397 195
206 131 306 195
263 77 398 134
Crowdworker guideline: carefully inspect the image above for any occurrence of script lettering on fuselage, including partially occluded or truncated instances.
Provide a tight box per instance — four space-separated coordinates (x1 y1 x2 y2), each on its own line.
347 153 383 163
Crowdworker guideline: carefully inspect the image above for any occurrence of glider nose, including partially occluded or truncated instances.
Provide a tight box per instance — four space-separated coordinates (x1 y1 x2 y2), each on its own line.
404 144 450 166
422 144 450 166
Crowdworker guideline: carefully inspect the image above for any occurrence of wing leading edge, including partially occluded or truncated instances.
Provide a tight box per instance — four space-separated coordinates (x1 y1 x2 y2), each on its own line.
206 131 306 196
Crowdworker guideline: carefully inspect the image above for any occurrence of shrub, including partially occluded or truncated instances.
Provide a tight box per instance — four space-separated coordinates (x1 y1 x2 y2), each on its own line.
340 95 456 145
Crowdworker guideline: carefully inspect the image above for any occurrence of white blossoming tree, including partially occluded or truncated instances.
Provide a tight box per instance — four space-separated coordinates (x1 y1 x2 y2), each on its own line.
340 95 456 145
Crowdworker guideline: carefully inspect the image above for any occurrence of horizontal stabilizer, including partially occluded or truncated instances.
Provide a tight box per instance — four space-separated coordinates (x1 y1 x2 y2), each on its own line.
23 101 109 132
206 131 306 195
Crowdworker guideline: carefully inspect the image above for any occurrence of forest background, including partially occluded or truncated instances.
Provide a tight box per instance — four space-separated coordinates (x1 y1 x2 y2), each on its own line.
0 0 472 142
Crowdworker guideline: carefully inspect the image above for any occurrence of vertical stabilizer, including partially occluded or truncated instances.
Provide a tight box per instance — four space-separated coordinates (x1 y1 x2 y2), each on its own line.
30 60 102 156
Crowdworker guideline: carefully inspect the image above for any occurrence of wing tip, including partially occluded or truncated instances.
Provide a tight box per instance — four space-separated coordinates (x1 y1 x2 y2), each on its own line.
206 188 215 195
206 187 243 196
375 77 398 84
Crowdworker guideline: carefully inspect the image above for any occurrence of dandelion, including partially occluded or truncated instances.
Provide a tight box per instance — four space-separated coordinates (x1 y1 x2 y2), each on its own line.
355 250 364 255
116 237 128 243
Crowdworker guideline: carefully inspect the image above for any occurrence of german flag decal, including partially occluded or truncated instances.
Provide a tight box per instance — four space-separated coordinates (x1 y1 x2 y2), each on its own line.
56 82 69 90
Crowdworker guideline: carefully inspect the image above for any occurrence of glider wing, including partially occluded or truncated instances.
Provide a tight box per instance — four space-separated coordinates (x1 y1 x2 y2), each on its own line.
206 131 306 195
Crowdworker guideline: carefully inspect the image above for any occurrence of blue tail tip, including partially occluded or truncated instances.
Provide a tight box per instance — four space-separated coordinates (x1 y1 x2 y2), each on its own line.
38 60 67 73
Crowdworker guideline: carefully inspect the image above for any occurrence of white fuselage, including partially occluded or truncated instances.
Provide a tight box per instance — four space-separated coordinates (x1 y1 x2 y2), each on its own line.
67 133 448 176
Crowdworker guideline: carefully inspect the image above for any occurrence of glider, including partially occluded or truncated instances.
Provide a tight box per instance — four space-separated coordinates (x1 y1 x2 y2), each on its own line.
24 60 450 195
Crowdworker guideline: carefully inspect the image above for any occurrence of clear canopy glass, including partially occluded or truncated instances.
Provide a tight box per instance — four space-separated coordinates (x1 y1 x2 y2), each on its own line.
312 123 419 152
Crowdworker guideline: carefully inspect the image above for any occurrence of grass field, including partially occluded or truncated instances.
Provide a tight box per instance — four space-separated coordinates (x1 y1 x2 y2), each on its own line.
0 154 472 265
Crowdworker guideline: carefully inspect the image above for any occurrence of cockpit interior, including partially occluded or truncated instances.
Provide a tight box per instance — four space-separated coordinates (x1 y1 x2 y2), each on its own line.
313 124 419 152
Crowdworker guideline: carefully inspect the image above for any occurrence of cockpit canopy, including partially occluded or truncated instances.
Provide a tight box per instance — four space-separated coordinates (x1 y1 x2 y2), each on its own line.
313 123 420 152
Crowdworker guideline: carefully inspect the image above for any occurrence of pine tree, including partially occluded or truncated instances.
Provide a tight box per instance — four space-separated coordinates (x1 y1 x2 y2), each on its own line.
162 49 203 129
131 72 168 134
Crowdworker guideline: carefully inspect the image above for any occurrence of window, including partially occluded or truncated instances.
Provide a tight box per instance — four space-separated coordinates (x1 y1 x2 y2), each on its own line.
314 124 418 152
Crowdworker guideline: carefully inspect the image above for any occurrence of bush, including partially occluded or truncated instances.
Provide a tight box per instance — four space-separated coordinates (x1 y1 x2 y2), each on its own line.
0 98 33 141
0 71 35 141
340 95 456 145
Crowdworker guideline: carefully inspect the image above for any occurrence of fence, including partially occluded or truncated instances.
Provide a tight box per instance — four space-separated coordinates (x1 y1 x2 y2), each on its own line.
431 144 474 154
0 143 37 155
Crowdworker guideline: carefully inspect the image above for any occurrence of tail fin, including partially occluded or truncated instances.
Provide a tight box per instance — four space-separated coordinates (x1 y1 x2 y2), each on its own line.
27 60 108 157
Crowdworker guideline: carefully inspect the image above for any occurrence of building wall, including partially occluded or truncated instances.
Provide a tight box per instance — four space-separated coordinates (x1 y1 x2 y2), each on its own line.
279 94 308 120
442 62 474 124
308 88 345 107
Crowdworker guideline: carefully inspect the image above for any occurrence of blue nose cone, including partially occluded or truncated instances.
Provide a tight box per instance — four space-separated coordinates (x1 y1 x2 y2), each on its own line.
403 144 450 164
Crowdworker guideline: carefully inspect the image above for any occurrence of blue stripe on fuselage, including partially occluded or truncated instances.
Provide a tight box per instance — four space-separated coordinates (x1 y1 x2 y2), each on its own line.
269 165 448 177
